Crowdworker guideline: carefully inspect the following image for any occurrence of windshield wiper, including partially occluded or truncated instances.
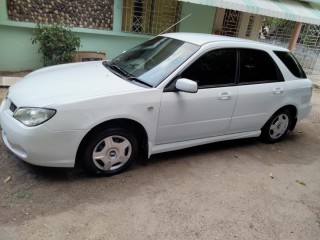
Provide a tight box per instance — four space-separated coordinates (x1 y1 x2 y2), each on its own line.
103 61 152 88
103 61 130 78
127 76 153 88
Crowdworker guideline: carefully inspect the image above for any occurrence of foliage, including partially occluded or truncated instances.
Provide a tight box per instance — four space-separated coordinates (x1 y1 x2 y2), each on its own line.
31 24 81 66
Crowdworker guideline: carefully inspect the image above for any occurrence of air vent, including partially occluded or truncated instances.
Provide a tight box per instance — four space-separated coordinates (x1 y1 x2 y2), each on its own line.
9 102 17 113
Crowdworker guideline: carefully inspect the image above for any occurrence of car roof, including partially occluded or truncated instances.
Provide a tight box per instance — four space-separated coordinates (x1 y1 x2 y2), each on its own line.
161 32 288 51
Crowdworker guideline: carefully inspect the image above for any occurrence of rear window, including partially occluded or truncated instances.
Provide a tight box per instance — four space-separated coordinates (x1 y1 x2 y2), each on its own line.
274 51 307 79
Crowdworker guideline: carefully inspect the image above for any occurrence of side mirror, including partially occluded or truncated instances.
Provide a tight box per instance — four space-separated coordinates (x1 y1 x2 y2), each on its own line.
175 78 198 93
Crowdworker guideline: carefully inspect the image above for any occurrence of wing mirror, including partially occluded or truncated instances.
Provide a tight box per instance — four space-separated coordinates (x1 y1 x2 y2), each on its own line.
175 78 198 93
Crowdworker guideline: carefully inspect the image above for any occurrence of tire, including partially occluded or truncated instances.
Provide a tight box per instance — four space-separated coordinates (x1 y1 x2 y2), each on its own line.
83 127 138 176
260 109 292 143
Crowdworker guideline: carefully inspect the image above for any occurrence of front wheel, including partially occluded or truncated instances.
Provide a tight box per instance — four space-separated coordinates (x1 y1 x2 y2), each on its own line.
260 109 292 143
83 128 138 176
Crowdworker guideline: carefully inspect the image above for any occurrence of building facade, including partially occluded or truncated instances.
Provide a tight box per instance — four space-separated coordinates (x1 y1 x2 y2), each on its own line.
1 0 320 73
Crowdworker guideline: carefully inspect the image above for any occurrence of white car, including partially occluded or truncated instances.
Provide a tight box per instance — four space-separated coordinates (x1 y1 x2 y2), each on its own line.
0 33 313 176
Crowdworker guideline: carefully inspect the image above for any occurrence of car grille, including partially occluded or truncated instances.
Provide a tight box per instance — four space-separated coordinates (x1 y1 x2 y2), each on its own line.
9 102 17 113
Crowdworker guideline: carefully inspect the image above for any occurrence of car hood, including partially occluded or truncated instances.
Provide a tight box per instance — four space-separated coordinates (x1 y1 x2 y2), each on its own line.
8 61 145 107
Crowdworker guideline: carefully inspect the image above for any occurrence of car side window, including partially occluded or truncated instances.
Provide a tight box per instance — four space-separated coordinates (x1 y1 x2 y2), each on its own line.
181 49 237 87
239 49 282 84
274 51 306 79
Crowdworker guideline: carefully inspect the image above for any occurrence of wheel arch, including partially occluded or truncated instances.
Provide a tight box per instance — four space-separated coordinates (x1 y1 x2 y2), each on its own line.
75 118 149 166
264 105 298 131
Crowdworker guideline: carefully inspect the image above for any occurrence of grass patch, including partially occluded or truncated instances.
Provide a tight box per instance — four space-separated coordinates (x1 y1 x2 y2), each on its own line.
11 190 32 199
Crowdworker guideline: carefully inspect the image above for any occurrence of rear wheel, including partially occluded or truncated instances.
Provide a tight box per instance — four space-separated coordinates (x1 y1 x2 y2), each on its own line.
261 109 292 143
83 128 138 176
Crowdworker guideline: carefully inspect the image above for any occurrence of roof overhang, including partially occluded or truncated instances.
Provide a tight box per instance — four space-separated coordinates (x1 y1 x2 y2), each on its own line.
178 0 320 25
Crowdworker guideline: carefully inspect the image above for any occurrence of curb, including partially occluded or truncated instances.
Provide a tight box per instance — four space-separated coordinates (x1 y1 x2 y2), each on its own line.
0 76 22 87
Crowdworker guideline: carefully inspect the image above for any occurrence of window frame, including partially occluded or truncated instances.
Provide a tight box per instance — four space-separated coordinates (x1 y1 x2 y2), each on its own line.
164 47 284 92
273 51 307 79
164 48 239 92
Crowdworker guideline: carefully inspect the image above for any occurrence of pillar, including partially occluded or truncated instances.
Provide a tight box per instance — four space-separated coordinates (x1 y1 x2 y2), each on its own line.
0 0 8 21
288 22 302 52
113 0 123 32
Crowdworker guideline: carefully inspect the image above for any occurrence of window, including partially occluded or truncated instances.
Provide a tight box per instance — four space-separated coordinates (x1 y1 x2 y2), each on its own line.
111 37 199 87
221 9 241 37
132 0 144 32
181 49 237 87
239 49 282 83
274 51 306 78
122 0 180 35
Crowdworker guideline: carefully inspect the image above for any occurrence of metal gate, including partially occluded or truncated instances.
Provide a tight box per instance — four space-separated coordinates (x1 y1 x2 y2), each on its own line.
257 17 320 74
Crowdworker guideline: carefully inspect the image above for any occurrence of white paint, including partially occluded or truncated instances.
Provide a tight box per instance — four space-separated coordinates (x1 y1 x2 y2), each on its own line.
0 33 313 168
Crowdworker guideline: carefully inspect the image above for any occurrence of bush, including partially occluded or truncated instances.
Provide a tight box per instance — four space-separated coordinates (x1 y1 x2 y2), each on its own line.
31 24 81 66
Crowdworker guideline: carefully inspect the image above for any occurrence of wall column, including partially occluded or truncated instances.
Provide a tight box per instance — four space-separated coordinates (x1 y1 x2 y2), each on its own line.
212 8 225 34
113 0 123 32
238 13 251 38
0 0 8 21
288 22 302 52
248 15 262 40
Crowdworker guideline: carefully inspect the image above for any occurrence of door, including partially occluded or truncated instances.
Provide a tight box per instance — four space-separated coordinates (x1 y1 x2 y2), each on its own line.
156 49 238 145
228 49 286 133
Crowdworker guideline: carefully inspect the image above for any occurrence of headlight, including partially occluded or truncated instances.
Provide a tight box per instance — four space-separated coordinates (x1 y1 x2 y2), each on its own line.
13 108 56 127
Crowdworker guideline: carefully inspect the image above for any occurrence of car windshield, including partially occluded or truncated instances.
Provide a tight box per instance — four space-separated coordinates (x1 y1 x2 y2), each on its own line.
108 36 200 87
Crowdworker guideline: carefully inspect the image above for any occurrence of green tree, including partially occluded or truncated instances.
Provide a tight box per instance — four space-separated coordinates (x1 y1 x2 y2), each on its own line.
32 24 81 66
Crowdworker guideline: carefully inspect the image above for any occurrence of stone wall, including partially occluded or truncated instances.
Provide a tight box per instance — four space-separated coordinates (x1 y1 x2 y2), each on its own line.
7 0 114 30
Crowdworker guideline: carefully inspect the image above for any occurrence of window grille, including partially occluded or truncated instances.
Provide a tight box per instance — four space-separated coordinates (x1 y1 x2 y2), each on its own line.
258 18 295 48
122 0 181 35
296 24 320 74
221 9 242 37
245 15 255 37
299 24 320 47
257 17 320 74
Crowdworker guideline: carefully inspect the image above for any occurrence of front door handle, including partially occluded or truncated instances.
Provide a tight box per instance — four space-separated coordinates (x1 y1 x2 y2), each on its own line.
218 92 232 100
273 87 283 94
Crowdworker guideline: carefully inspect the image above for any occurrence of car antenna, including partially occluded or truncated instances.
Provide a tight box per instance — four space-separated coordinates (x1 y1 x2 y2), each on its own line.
151 14 191 38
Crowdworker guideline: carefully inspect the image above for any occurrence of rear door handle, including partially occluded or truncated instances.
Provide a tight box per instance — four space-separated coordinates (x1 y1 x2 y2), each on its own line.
218 92 232 100
273 87 283 94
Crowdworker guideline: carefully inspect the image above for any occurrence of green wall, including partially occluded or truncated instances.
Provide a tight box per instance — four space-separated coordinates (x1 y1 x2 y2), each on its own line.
0 23 150 71
0 0 216 72
0 25 41 71
0 0 150 72
179 3 216 34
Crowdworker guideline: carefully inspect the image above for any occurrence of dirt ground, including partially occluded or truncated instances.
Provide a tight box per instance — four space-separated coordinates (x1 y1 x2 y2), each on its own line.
0 88 319 240
0 71 31 78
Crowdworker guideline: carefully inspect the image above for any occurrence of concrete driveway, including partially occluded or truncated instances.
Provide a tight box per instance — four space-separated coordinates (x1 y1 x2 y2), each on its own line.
0 89 319 240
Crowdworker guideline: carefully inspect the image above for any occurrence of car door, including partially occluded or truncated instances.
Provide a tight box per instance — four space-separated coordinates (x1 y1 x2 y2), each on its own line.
156 49 238 145
228 49 286 134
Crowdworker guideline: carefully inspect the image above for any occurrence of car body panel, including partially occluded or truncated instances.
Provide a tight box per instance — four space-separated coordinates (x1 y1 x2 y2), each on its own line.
0 100 83 167
156 86 237 144
151 130 261 155
0 33 313 168
228 82 286 133
9 61 143 107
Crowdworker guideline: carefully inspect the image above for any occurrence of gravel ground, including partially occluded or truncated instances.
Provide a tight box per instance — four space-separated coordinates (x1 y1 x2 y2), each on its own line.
0 88 319 240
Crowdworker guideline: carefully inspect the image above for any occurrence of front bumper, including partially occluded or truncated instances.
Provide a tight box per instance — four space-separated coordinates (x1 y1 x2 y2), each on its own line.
0 99 85 167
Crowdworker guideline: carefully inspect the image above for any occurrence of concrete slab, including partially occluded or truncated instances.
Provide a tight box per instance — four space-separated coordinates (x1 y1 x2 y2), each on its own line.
0 76 22 87
308 74 320 89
